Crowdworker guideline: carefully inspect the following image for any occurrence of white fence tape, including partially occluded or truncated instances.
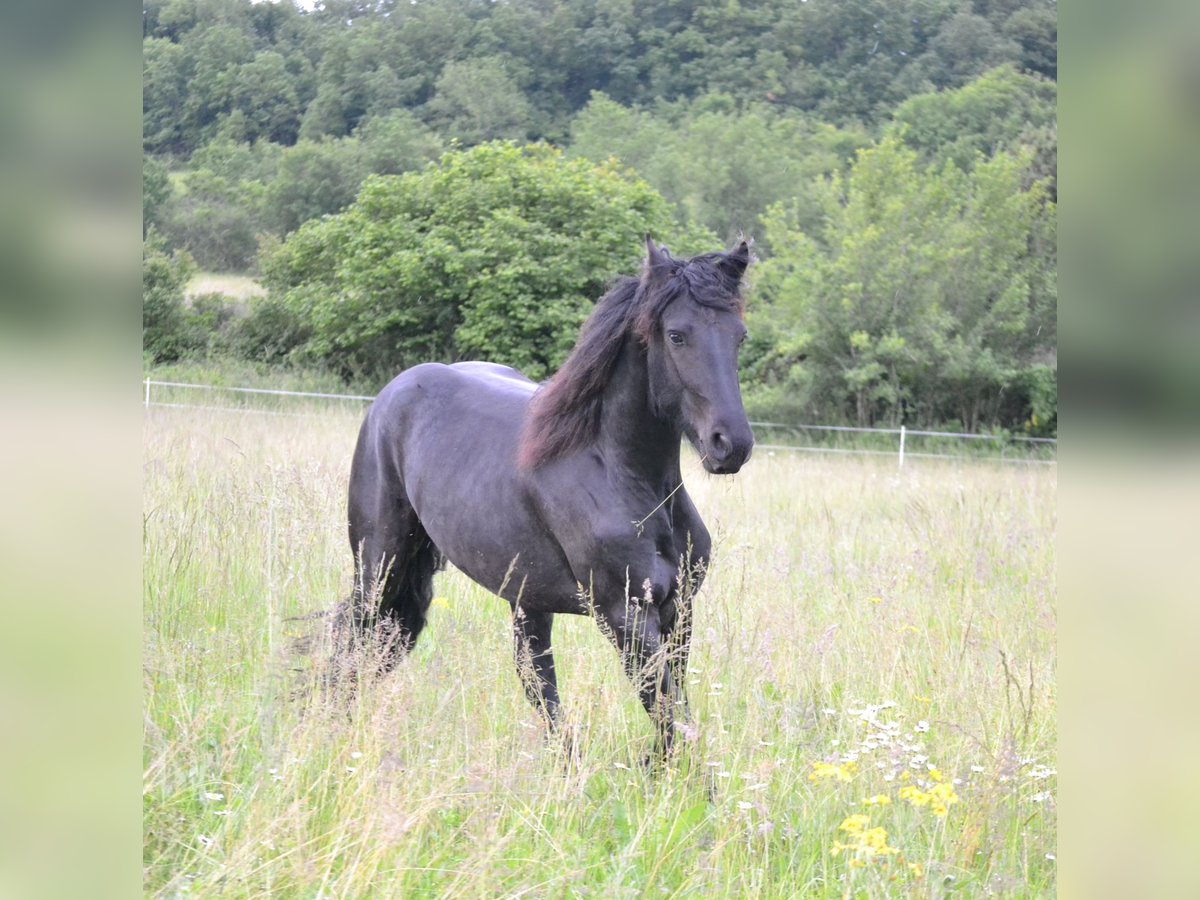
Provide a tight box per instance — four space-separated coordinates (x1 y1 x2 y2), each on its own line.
144 379 1057 466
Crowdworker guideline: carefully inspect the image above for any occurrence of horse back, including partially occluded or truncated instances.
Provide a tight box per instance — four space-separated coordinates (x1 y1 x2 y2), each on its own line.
352 363 580 606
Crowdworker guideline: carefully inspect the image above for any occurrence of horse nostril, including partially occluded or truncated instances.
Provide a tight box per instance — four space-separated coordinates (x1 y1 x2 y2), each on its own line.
711 431 732 461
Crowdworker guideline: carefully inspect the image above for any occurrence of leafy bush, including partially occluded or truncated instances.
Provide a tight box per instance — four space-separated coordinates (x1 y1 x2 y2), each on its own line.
228 292 313 365
262 141 711 384
143 232 196 363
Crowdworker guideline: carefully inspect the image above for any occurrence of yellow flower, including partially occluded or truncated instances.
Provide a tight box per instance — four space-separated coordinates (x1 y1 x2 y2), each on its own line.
863 794 892 806
867 596 883 604
909 862 924 877
862 827 895 853
838 814 871 835
914 694 932 703
431 596 450 609
810 761 857 782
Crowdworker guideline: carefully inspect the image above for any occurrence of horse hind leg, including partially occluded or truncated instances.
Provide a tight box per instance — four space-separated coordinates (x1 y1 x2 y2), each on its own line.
343 499 443 676
376 526 443 669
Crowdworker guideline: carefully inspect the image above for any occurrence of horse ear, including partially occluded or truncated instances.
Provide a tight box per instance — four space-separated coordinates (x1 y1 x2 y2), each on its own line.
719 239 753 282
643 234 671 283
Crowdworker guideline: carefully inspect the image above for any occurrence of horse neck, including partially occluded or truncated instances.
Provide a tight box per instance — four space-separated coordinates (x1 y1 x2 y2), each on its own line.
597 337 681 481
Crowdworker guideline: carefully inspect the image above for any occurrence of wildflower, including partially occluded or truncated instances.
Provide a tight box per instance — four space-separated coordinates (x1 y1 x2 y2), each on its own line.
915 720 930 733
350 751 363 760
430 597 450 609
810 760 856 782
899 786 929 807
861 827 896 854
203 791 224 802
914 695 932 703
867 596 883 604
909 862 924 877
838 814 871 835
832 817 900 863
737 801 753 810
863 794 892 806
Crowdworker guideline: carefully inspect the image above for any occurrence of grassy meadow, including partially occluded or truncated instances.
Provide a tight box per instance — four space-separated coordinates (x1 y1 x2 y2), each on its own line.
143 404 1056 897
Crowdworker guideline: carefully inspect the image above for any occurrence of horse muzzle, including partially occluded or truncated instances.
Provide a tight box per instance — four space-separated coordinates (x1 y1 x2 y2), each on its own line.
701 425 754 474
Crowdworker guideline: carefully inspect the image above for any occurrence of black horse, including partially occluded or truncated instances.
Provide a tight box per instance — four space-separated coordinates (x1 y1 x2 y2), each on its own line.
342 237 754 757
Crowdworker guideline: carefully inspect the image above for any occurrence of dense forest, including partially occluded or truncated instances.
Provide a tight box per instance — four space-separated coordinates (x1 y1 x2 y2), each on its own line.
143 0 1056 435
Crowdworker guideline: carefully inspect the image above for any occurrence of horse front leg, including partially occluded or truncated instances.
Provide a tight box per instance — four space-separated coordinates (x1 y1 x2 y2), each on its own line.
597 597 678 761
663 554 707 741
512 607 561 730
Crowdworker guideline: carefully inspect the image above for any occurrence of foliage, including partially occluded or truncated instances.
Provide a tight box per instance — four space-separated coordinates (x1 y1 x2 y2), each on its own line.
889 65 1056 175
141 0 1056 435
143 155 173 236
163 166 263 271
427 57 534 145
754 137 1055 431
143 230 196 362
227 291 313 366
262 138 366 236
143 0 1054 159
262 142 708 384
569 92 869 245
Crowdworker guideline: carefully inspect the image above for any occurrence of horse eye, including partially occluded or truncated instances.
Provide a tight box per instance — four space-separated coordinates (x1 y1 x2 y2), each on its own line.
667 331 685 346
740 330 749 345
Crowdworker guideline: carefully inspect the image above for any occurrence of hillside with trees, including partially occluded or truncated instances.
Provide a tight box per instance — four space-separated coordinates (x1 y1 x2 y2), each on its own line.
144 0 1056 435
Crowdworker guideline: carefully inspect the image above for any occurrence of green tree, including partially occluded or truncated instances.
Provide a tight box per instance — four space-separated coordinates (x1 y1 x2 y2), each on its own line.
354 111 444 177
261 142 710 383
143 231 196 362
426 57 534 145
919 9 1020 90
164 163 265 271
143 37 189 153
754 137 1054 431
143 156 173 237
569 92 867 246
889 65 1056 172
262 138 366 237
227 50 302 144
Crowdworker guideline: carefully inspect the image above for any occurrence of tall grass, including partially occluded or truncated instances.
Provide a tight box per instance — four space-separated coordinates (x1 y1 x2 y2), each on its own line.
143 406 1056 897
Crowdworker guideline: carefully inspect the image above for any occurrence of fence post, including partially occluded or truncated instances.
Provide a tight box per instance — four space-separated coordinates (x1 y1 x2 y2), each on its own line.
898 425 906 468
144 379 150 408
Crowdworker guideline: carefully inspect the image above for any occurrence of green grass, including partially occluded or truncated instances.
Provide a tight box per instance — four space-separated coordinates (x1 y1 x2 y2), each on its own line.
143 406 1056 897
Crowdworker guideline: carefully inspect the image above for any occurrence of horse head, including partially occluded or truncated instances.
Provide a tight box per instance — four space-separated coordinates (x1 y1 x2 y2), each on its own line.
637 236 755 475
